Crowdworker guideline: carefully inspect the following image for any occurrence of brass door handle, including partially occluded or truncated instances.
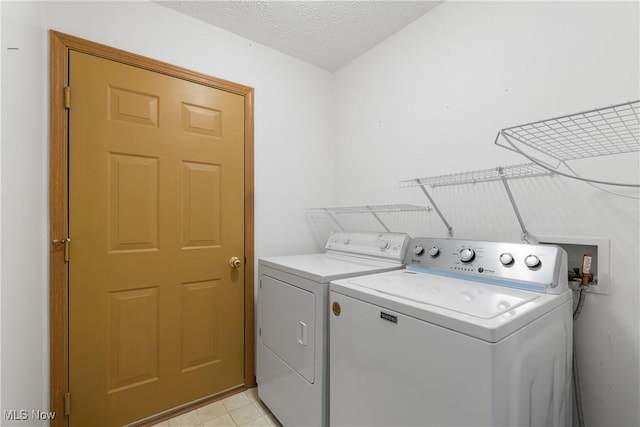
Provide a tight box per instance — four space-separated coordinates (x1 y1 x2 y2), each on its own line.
229 257 242 268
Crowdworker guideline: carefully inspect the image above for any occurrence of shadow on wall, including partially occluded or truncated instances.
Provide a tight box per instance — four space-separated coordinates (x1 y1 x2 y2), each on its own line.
306 163 639 250
305 205 435 250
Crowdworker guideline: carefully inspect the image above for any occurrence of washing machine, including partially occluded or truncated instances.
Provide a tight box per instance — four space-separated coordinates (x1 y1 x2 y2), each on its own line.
329 237 573 427
257 230 410 427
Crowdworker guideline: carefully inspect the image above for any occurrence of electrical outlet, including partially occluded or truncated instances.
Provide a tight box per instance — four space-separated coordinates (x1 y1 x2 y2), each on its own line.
538 236 610 295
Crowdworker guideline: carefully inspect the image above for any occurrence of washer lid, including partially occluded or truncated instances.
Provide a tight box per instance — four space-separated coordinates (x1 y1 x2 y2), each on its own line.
259 253 403 283
333 269 571 342
355 271 539 319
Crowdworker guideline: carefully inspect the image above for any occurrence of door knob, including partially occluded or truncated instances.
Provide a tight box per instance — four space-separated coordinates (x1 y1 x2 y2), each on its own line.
229 257 242 268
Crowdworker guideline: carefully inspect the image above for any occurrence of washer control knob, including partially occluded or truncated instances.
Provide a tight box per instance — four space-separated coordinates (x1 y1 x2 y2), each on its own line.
459 248 475 263
378 239 390 250
525 254 541 268
413 245 425 255
428 246 440 257
499 252 514 266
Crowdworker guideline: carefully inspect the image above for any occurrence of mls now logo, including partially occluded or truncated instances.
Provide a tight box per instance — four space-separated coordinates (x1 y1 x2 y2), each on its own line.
3 409 56 421
3 410 28 421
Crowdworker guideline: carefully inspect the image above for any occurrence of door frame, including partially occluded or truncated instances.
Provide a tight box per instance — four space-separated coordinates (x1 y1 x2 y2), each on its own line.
49 30 255 426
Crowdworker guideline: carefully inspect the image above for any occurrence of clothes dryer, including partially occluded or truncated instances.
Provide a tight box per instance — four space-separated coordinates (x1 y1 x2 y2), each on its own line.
330 237 572 427
257 231 410 427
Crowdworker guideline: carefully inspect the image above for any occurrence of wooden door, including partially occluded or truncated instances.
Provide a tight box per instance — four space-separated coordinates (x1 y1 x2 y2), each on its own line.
67 50 245 426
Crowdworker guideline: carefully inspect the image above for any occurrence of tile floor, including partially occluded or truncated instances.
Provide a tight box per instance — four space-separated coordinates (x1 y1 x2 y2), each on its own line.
152 388 281 427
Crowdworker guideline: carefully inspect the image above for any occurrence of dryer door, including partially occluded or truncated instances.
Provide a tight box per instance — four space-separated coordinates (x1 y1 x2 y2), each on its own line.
260 275 316 383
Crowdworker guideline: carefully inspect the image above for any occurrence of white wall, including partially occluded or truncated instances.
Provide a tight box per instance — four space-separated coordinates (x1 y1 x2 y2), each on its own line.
0 1 334 424
1 2 49 422
334 2 639 426
0 0 3 418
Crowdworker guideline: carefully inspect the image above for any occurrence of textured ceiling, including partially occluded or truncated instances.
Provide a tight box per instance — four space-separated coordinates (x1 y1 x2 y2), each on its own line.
155 1 443 72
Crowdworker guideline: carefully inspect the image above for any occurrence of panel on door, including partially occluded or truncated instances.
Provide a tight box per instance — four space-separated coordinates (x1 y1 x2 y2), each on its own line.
260 275 316 383
68 50 245 426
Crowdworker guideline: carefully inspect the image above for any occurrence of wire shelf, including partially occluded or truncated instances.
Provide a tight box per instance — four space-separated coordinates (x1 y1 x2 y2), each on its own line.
498 100 640 161
399 163 551 188
306 204 431 214
306 204 432 236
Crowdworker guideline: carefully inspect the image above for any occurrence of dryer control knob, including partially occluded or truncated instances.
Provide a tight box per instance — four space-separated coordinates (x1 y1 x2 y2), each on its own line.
378 239 390 250
499 252 514 266
428 246 440 257
525 254 540 268
459 248 475 263
413 245 425 255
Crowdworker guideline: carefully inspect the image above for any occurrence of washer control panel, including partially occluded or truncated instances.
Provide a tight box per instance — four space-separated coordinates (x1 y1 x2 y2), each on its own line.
406 237 567 294
326 231 410 261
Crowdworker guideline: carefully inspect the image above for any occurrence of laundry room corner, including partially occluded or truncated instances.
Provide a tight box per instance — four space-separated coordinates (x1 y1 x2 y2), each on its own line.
332 2 639 426
1 0 638 425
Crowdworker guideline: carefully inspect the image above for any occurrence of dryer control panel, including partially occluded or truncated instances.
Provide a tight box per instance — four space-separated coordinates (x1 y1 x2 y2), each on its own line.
326 231 410 262
405 237 568 294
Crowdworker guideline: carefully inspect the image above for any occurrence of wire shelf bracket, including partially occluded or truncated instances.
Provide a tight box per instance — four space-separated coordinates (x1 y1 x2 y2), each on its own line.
497 167 531 242
495 100 640 187
399 163 553 241
416 182 454 237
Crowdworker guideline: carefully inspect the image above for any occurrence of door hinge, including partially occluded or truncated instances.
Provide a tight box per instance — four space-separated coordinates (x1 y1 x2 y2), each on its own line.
64 238 70 262
259 327 261 337
64 392 71 415
52 238 71 262
64 87 71 109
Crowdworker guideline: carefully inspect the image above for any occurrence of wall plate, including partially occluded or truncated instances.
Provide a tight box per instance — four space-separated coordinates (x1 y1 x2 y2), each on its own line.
538 236 610 295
